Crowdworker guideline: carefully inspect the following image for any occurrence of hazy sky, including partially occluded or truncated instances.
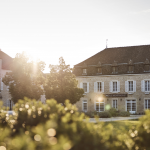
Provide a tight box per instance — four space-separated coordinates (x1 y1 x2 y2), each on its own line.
0 0 150 72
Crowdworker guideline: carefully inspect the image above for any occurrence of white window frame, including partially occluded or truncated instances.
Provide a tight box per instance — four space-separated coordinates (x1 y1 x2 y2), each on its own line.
82 69 87 75
112 99 118 109
80 82 89 93
125 80 136 93
7 99 14 110
109 80 120 93
144 99 150 110
126 99 136 114
95 99 105 112
82 100 88 112
141 80 150 93
94 81 104 93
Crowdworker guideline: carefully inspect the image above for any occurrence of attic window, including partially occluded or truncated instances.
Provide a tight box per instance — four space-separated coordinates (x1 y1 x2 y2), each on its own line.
97 67 102 74
128 66 134 73
144 65 150 72
82 69 87 75
112 66 118 74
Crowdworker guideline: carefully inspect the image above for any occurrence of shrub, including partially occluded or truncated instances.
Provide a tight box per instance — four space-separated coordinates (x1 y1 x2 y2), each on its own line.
1 98 150 149
98 111 111 118
118 111 130 117
108 108 118 117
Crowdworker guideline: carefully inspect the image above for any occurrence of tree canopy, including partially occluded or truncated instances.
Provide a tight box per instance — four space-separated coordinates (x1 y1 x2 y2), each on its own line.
2 52 45 103
44 57 84 104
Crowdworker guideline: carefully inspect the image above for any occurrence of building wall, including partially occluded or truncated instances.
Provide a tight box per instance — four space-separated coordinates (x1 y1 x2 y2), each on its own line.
75 73 150 113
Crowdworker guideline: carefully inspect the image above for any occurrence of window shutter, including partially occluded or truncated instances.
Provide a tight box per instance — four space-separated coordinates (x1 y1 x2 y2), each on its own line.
141 80 145 92
1 78 3 90
94 82 97 92
80 82 83 88
134 81 136 92
125 81 128 92
109 81 112 92
87 82 89 93
117 81 120 93
102 82 104 92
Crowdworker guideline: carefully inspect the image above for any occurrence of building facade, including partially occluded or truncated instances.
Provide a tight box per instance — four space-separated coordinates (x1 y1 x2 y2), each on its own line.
0 50 13 109
73 45 150 114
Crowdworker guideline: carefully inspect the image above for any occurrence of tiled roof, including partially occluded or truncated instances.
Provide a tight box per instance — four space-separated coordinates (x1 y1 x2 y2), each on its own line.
74 45 150 67
0 50 13 70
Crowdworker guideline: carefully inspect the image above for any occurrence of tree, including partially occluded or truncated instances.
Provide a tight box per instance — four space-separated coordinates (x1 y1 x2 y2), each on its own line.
2 52 45 103
44 57 84 104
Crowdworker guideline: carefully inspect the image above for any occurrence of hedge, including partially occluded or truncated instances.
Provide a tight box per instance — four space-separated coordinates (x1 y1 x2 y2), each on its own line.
0 98 150 149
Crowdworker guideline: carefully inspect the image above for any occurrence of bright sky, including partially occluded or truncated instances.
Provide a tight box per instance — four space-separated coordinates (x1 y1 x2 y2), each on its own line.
0 0 150 72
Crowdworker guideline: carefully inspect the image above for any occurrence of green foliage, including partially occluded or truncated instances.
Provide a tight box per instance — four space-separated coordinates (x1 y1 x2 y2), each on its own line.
98 111 111 118
0 98 150 150
2 52 45 103
85 109 130 118
108 108 118 117
118 111 130 117
44 57 84 104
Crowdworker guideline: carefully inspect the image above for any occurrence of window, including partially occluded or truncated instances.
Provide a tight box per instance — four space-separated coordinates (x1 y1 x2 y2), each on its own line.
7 100 14 110
125 80 136 93
95 99 104 112
129 81 133 92
128 66 134 73
97 67 102 74
112 100 117 109
141 80 150 92
80 82 89 93
82 69 87 75
82 100 88 112
110 81 120 93
83 83 87 92
144 65 150 72
145 99 150 109
112 66 118 74
126 100 136 113
145 80 150 91
113 82 117 92
94 81 104 93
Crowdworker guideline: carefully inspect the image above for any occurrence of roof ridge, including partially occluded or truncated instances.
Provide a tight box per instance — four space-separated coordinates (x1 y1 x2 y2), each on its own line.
107 44 150 49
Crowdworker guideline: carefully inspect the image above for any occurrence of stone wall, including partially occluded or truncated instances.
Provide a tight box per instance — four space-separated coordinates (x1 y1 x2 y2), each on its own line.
75 73 150 113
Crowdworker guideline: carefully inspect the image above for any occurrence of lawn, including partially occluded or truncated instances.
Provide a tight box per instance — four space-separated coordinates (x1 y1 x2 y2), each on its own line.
103 119 140 132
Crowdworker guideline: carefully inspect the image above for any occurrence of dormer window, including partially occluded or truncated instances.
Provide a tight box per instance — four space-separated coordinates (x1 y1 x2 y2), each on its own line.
97 67 102 74
128 65 134 73
112 61 118 74
144 59 150 72
112 66 118 74
144 65 150 72
82 69 87 75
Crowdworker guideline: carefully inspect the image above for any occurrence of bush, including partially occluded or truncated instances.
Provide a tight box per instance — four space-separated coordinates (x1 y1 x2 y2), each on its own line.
108 108 118 117
118 111 130 117
98 111 111 118
1 98 150 149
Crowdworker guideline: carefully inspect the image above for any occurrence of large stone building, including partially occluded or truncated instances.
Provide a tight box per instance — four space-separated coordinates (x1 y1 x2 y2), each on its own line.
0 50 13 109
73 45 150 114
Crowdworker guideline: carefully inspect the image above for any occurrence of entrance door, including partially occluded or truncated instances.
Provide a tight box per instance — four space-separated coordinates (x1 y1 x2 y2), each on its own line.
126 100 136 114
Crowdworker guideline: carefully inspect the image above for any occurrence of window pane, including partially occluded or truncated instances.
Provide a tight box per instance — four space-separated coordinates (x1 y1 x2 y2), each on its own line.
127 103 131 111
113 82 117 92
129 81 133 91
132 103 136 111
83 103 87 111
97 82 102 92
145 100 148 109
83 83 87 92
96 103 99 111
100 103 104 111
